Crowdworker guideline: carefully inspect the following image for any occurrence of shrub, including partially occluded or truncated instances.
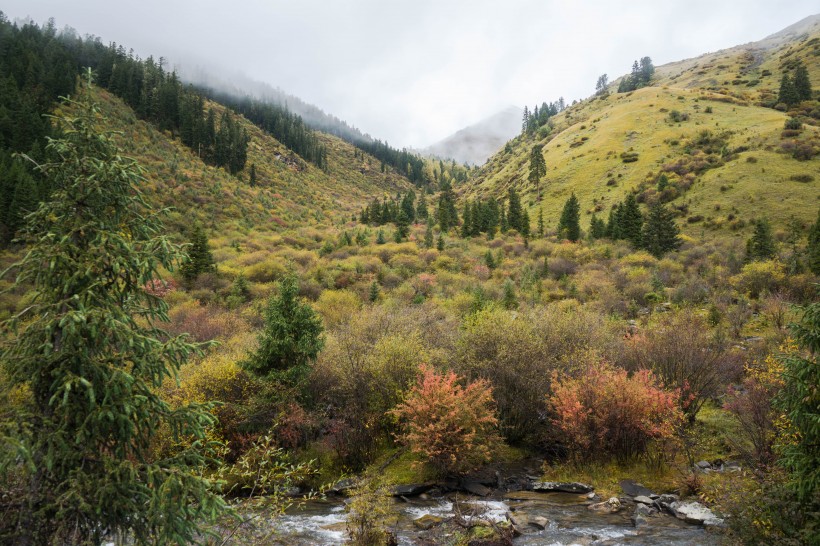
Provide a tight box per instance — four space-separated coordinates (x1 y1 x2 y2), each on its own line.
622 310 743 419
392 365 501 476
345 474 398 546
730 260 786 299
549 362 682 461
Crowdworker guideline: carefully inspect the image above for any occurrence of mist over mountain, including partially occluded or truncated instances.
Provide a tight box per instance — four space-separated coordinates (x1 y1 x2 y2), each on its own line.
421 106 522 165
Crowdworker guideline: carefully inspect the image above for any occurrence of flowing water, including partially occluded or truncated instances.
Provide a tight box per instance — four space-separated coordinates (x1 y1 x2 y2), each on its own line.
263 491 720 545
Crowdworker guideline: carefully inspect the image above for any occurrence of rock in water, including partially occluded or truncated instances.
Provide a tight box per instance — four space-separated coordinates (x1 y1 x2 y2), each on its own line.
530 481 594 494
529 516 549 530
589 497 622 513
413 514 444 530
619 479 654 497
670 501 723 525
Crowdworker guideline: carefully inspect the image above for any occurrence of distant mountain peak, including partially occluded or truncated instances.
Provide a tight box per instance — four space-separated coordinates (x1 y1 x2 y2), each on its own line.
422 106 522 166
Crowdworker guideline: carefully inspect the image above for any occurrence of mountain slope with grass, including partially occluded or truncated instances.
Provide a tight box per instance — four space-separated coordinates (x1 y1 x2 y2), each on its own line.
464 15 820 239
84 85 413 237
422 106 522 166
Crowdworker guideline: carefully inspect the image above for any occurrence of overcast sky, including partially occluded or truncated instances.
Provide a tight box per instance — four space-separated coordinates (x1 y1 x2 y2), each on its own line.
3 1 818 147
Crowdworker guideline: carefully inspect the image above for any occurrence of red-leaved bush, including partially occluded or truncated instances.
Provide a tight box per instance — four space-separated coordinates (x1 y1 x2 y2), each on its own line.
392 364 501 476
549 362 683 461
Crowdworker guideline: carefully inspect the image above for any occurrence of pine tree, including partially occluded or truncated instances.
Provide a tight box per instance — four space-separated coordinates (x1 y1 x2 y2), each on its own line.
808 209 820 275
376 229 386 244
484 249 496 270
589 213 607 240
537 207 545 237
557 193 581 242
619 194 643 247
507 187 523 233
395 209 410 241
641 201 681 258
500 201 508 233
249 162 257 186
528 145 547 200
793 63 812 102
416 192 428 220
424 218 434 248
779 74 800 106
400 191 416 224
243 273 324 380
437 180 458 232
369 281 380 303
181 223 215 284
595 74 609 96
746 218 776 261
437 234 445 251
502 279 518 309
461 201 472 238
521 208 531 239
0 84 224 544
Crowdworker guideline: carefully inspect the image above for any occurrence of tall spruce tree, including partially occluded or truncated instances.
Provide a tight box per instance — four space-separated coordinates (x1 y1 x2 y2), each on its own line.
181 223 215 284
507 187 523 233
0 82 224 544
557 193 581 242
243 272 324 381
619 194 644 247
528 145 547 201
746 218 776 261
793 63 812 102
437 180 458 232
779 74 800 106
641 201 681 258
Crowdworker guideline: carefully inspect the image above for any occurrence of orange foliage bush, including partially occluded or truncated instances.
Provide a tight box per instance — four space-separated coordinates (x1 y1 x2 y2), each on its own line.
549 362 682 461
392 365 501 476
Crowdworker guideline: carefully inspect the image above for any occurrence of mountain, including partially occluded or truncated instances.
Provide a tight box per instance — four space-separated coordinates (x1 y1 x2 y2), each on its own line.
422 106 522 166
463 15 820 238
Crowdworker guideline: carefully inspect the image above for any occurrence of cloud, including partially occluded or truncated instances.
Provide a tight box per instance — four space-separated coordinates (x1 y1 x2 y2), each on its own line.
3 0 817 147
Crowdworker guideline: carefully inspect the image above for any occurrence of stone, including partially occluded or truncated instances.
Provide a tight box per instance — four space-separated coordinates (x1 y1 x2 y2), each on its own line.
529 516 549 530
635 503 658 517
413 514 444 530
507 511 528 527
530 481 594 494
619 479 654 497
391 483 433 497
632 513 648 527
696 460 712 469
329 478 356 494
633 495 654 505
461 480 492 497
670 501 722 525
588 497 622 513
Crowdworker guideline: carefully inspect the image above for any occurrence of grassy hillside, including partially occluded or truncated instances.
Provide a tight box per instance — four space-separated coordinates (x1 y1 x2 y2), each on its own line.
83 85 413 237
464 15 820 240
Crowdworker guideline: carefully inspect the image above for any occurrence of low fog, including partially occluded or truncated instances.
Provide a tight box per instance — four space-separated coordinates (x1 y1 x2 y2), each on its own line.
3 1 818 148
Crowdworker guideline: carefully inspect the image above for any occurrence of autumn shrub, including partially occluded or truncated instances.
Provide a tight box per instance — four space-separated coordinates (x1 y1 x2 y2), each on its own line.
621 310 743 419
549 361 682 461
392 365 501 477
315 289 362 328
730 259 786 299
166 299 248 341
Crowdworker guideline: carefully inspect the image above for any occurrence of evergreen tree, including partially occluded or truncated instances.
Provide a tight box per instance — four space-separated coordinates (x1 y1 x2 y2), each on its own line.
605 204 620 239
416 192 428 220
484 249 496 270
507 187 523 233
424 218 434 248
243 273 324 380
249 162 257 187
180 223 215 283
779 74 800 106
400 191 416 224
499 201 509 233
437 179 458 232
619 194 644 247
808 209 820 275
638 57 655 86
461 201 472 238
595 74 609 96
502 279 518 309
528 144 547 200
589 213 607 240
368 281 380 303
641 201 681 258
746 218 776 261
557 193 581 242
0 85 224 544
793 63 812 102
376 229 386 244
776 297 820 503
395 209 410 241
437 234 445 251
537 207 544 237
521 208 531 239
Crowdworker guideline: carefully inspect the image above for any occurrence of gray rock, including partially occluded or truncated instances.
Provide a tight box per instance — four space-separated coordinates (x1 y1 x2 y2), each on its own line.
632 513 648 527
670 501 722 525
696 460 712 469
634 495 654 505
619 479 654 497
508 511 528 527
589 497 622 513
461 480 492 497
531 481 594 494
413 514 443 530
635 503 658 517
391 483 433 497
529 516 549 530
330 478 356 494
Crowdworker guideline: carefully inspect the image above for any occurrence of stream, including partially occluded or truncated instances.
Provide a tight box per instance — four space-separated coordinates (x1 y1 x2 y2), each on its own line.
263 491 720 545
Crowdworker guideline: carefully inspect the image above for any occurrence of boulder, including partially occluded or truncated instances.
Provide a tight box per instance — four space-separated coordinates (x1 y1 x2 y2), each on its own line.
530 481 594 494
632 513 648 527
619 479 654 497
329 478 356 494
588 497 622 513
529 516 549 530
461 480 492 497
696 460 712 470
633 495 654 505
507 511 529 527
413 514 444 530
635 503 658 517
391 483 433 497
670 501 723 525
